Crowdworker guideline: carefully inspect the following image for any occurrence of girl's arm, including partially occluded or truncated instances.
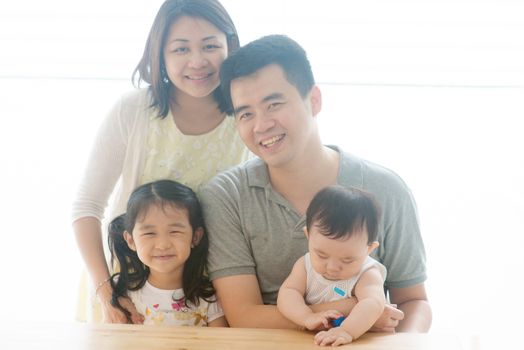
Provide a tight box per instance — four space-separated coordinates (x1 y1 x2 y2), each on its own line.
277 257 342 330
208 316 228 327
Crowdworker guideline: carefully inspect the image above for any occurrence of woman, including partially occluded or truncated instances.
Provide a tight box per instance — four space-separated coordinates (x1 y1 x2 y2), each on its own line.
72 0 249 323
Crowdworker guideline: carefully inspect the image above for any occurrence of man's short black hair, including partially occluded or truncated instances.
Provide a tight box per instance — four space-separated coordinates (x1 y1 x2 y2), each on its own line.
220 34 315 114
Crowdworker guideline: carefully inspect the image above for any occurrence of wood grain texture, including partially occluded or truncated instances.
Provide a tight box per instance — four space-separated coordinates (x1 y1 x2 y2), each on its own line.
0 322 462 350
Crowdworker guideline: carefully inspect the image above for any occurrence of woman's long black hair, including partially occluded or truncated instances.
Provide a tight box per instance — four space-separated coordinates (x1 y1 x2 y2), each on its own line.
108 179 215 322
133 0 240 117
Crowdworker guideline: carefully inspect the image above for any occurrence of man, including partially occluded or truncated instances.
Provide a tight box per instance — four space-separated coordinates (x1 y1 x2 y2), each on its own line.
199 35 432 332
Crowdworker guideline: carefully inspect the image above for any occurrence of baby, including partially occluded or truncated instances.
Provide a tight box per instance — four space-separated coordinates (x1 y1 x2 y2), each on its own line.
277 185 386 346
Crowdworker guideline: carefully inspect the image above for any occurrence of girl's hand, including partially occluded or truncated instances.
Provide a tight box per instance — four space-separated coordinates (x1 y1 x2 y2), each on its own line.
314 327 353 347
304 310 343 331
98 282 144 324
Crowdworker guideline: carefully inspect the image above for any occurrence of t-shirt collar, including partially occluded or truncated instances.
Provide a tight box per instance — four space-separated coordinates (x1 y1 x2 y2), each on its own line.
245 145 365 190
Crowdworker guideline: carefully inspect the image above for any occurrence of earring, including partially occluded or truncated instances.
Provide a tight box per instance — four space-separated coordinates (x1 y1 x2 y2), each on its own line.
161 68 170 84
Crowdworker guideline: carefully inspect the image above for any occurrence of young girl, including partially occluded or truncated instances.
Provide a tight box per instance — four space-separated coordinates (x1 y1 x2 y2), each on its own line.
72 0 249 323
108 179 226 327
277 186 386 346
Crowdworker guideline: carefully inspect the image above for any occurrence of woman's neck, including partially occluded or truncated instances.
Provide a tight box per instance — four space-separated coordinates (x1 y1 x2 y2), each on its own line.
169 89 225 135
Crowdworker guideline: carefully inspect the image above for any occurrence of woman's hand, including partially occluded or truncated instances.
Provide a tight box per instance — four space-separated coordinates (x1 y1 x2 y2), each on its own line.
97 282 144 324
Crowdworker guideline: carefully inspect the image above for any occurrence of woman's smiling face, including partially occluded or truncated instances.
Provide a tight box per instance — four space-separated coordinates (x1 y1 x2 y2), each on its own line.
163 16 228 99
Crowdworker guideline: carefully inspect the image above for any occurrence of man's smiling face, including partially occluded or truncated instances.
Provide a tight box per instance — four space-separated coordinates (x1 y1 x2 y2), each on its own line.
231 64 321 169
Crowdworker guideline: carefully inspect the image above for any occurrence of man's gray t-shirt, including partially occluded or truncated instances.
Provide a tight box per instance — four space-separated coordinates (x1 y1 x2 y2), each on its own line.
199 146 427 305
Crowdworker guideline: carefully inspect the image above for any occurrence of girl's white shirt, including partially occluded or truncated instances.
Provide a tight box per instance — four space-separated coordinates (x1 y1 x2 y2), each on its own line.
128 281 224 326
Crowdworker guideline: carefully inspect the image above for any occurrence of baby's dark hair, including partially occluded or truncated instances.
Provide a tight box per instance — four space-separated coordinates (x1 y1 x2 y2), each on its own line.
107 179 215 322
306 185 381 244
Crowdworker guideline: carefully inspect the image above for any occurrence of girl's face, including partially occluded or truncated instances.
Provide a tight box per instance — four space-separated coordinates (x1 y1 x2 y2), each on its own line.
163 16 228 100
124 203 202 289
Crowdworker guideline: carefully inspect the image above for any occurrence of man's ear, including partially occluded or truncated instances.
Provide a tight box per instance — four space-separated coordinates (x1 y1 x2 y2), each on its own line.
367 241 379 255
123 231 136 251
309 85 322 117
191 227 204 248
303 226 310 239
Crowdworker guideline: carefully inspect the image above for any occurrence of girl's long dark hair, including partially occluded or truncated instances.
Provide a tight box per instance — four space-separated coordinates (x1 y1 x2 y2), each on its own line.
108 180 215 322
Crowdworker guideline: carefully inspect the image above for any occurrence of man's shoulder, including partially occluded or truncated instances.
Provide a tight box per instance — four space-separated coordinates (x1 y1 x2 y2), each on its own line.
360 157 406 185
200 157 267 198
338 149 412 197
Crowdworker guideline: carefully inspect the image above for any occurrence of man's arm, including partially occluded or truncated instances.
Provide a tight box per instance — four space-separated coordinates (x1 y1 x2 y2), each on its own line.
213 274 298 329
389 283 432 332
308 298 357 316
214 272 404 330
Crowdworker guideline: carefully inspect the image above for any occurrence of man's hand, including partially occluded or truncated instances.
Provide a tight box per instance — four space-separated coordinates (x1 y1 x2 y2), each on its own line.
389 283 431 332
304 310 343 331
314 327 353 346
369 303 404 332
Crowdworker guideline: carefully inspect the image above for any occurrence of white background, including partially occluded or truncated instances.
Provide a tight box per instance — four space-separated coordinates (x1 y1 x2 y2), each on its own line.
0 0 523 334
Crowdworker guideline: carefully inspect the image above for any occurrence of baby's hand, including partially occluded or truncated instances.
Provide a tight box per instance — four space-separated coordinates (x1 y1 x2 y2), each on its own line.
304 310 343 331
314 327 354 347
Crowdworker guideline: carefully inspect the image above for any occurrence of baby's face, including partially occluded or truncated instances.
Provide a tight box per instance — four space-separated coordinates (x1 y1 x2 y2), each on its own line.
307 226 375 281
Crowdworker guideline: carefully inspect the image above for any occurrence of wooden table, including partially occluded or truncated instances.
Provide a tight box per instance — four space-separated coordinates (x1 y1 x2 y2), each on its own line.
0 322 464 350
